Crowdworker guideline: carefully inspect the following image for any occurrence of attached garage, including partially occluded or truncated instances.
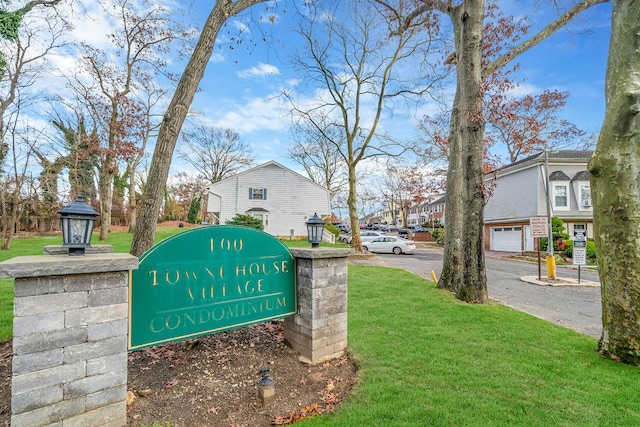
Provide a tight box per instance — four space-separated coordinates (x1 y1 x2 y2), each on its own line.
490 226 522 252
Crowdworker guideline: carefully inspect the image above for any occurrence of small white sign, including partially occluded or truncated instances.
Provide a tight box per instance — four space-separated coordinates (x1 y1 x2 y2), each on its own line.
530 217 548 238
573 247 587 265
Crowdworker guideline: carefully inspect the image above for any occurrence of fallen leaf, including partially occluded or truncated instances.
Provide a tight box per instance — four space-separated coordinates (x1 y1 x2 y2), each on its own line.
165 379 178 389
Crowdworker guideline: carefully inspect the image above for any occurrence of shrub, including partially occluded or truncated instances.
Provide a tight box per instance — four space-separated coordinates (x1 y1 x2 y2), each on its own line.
563 239 597 261
564 240 574 257
430 228 445 244
587 240 597 259
540 217 571 252
187 196 201 224
226 214 263 230
325 223 340 239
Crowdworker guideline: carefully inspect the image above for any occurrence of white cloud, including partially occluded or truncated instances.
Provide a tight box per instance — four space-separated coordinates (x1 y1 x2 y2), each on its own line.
506 82 542 98
68 3 118 51
214 96 289 134
237 63 281 78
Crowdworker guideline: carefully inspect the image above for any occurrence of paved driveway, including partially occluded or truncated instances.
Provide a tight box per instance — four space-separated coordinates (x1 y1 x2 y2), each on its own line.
350 247 602 339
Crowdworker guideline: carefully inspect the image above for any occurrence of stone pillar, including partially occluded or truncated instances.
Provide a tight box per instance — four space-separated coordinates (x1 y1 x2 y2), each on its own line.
0 253 138 427
284 248 352 364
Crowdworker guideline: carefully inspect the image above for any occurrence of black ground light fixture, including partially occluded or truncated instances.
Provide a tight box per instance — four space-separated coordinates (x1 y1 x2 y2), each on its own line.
306 213 324 248
58 196 100 256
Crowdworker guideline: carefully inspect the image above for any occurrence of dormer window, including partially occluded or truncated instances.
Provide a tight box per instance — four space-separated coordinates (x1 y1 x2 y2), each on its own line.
571 171 591 211
553 185 568 208
549 170 571 211
580 186 591 207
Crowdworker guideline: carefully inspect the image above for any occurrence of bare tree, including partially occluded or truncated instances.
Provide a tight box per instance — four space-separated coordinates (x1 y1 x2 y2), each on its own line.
127 80 164 233
378 0 609 302
166 171 207 222
66 0 190 241
376 160 431 227
0 2 70 165
178 125 255 184
588 0 640 365
131 0 272 257
0 0 63 81
0 105 39 250
285 0 444 253
287 117 348 212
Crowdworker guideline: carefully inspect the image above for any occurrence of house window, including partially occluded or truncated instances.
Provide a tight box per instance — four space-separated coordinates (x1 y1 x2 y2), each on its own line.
249 187 267 200
580 186 592 207
251 213 268 226
553 184 568 209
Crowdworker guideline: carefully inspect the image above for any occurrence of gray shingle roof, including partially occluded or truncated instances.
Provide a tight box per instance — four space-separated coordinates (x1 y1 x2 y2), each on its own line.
572 170 591 181
488 150 594 174
549 170 571 181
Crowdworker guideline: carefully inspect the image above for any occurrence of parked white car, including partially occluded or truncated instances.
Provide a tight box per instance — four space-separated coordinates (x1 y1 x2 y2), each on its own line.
362 236 416 255
339 230 385 245
360 231 386 242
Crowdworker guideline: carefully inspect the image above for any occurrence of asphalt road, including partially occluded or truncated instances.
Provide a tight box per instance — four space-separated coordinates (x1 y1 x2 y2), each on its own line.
350 247 603 339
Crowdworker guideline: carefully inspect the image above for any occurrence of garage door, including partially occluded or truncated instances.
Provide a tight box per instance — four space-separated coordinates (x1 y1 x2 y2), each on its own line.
491 227 522 252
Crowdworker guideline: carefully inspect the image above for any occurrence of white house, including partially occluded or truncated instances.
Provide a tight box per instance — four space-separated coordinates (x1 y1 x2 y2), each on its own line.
484 150 593 252
206 161 331 238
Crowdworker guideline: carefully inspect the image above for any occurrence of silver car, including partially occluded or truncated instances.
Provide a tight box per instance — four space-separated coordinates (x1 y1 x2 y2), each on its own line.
362 236 416 255
339 230 385 245
360 231 386 242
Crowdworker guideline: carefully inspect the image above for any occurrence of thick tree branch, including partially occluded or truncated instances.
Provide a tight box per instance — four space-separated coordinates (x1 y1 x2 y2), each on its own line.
482 0 610 79
14 0 61 16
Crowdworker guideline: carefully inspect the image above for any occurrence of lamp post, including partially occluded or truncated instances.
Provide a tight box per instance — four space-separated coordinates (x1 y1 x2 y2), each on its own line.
58 196 99 256
257 366 274 406
305 213 324 248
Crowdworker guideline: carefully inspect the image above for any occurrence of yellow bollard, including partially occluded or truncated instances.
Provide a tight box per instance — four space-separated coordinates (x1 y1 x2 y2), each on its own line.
431 269 438 283
546 256 556 280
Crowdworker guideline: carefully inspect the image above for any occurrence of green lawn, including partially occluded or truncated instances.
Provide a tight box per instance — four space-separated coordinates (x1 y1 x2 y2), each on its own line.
301 266 639 426
1 232 639 425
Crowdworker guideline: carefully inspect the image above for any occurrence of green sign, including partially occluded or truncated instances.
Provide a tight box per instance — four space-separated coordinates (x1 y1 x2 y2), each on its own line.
129 226 297 351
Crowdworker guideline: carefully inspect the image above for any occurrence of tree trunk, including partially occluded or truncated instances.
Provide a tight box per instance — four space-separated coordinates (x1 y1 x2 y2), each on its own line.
439 1 487 303
128 158 138 233
0 194 19 250
347 163 363 253
130 0 268 257
98 163 114 241
588 0 640 365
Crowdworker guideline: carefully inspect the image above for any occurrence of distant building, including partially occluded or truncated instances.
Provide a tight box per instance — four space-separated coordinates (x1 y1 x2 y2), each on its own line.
484 150 593 252
206 161 331 238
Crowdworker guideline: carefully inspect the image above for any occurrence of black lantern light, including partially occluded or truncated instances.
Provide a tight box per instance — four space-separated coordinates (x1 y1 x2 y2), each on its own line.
58 196 99 256
305 213 324 248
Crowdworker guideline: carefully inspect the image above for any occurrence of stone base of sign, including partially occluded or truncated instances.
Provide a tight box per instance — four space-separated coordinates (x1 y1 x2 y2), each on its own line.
0 253 138 427
285 248 353 364
42 245 115 255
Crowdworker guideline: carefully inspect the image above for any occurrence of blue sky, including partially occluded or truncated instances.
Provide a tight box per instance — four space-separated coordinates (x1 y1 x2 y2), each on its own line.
174 1 612 176
31 1 611 180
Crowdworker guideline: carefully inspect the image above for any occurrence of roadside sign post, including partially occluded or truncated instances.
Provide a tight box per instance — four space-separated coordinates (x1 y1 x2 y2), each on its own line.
573 230 587 283
530 217 548 280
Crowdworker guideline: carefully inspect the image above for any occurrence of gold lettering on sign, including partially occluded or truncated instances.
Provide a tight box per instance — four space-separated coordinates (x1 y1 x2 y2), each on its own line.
165 270 180 285
147 296 289 334
210 238 244 253
148 270 158 286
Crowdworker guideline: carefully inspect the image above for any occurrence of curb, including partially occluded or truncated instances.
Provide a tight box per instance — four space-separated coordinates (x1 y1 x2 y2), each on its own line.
520 276 599 287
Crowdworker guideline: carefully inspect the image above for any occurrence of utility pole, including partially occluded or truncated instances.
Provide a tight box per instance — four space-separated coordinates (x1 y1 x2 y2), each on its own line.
544 149 556 279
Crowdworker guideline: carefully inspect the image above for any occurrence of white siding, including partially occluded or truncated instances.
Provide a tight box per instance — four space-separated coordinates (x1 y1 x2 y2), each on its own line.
485 167 539 222
207 162 331 237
